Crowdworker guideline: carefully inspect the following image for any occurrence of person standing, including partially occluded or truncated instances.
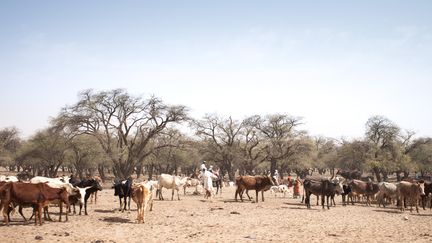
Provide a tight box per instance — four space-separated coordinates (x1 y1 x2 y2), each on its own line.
200 161 207 173
273 170 280 185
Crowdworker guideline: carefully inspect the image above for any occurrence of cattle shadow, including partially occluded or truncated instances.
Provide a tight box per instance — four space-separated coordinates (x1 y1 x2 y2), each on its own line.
283 201 305 206
372 209 403 214
101 217 131 223
94 209 117 213
410 213 432 217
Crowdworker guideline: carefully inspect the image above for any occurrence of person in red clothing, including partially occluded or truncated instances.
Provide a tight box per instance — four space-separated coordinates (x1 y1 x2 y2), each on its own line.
293 177 301 198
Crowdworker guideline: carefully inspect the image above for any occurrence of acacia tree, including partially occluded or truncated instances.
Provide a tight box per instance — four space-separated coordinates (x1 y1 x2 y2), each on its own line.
312 136 338 175
406 137 432 178
20 128 70 177
237 115 267 175
253 114 305 177
54 89 188 179
0 127 21 171
365 115 401 181
67 134 104 179
336 139 372 172
193 114 243 180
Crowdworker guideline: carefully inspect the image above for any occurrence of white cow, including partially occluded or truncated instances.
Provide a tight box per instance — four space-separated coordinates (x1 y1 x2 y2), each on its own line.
270 185 290 197
30 176 79 196
157 174 188 200
377 182 399 207
183 178 201 195
0 175 19 182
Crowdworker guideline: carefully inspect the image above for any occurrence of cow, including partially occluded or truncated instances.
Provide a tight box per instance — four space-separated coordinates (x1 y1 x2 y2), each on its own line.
30 176 79 197
234 175 274 203
72 179 103 215
376 182 398 207
421 180 432 210
112 178 132 212
0 175 19 182
131 182 154 223
270 185 290 197
0 182 69 225
157 174 188 201
347 179 379 206
303 177 342 209
397 180 425 213
183 178 201 195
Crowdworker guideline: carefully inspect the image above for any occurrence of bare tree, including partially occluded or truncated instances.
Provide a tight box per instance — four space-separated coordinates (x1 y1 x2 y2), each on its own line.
254 114 305 177
54 89 188 179
192 114 243 180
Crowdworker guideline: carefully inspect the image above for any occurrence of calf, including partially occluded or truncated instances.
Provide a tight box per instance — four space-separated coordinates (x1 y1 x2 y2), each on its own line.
183 178 201 195
131 182 154 223
112 178 132 212
235 175 274 203
270 185 290 197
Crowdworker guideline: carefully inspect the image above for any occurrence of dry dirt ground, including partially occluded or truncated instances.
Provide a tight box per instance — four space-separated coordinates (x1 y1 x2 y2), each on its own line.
1 184 432 243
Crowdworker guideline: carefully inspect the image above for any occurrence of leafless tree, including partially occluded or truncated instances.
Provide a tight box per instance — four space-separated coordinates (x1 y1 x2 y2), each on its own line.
192 114 243 180
54 89 188 178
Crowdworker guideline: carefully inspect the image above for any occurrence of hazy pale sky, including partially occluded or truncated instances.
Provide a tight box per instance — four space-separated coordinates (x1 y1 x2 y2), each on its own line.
1 1 431 139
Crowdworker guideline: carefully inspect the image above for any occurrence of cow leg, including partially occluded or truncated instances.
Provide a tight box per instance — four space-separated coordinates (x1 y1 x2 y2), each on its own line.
84 193 91 215
171 188 175 200
321 194 325 209
128 196 131 211
316 195 319 206
122 195 127 212
327 195 330 209
2 202 10 225
255 190 259 203
177 189 180 200
18 205 27 221
261 190 265 202
246 190 252 201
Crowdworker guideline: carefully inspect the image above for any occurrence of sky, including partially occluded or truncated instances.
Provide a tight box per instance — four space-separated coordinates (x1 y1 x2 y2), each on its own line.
1 1 432 139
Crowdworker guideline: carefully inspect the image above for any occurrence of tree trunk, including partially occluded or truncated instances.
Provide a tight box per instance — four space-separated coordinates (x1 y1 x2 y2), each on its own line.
136 163 143 179
373 167 382 182
270 158 277 177
396 171 401 181
98 164 106 182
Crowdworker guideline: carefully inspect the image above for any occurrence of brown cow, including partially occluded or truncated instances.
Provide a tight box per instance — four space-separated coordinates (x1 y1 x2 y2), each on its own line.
397 181 425 213
131 182 154 223
348 179 379 206
235 175 275 203
0 182 70 225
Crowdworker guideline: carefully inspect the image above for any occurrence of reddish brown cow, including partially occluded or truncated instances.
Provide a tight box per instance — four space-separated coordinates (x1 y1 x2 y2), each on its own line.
397 181 425 213
0 182 70 225
348 179 379 206
235 175 275 203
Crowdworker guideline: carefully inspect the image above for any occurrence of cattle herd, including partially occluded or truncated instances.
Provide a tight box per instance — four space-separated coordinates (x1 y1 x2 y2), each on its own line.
0 171 431 227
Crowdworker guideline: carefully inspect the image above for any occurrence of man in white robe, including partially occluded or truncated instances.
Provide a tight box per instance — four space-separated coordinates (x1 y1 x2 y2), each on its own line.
202 170 218 199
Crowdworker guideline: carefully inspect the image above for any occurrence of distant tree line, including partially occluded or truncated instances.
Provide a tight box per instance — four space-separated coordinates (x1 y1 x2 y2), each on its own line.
1 89 431 182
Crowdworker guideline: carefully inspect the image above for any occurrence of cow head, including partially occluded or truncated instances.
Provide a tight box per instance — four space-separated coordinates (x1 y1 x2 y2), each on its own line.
417 180 426 196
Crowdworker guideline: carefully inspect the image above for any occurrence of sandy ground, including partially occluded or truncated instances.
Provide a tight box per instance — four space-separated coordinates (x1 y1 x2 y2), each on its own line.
1 184 432 243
